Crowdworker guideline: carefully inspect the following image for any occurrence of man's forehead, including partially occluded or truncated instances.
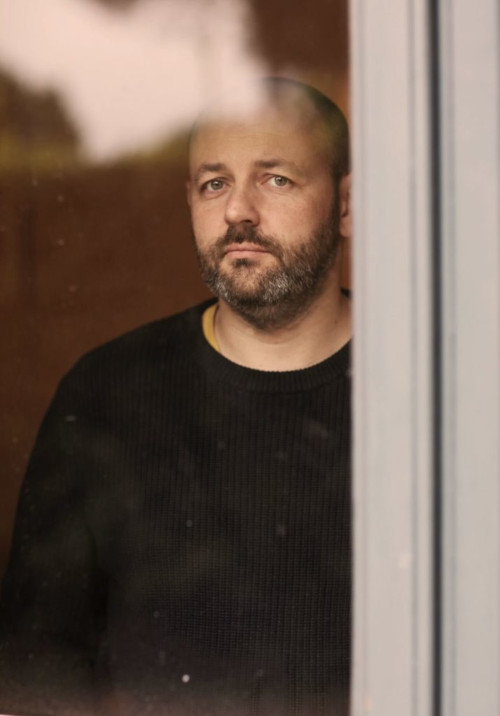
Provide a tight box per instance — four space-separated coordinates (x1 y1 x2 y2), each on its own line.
189 124 330 183
189 98 329 168
193 114 308 147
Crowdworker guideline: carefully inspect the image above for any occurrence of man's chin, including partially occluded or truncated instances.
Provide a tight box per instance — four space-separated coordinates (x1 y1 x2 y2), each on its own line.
217 284 272 308
216 266 273 294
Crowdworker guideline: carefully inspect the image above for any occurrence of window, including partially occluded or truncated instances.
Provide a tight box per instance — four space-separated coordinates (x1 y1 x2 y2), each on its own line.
351 1 500 713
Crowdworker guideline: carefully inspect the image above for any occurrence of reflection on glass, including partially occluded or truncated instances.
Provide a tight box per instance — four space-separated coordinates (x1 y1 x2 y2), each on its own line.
0 0 265 161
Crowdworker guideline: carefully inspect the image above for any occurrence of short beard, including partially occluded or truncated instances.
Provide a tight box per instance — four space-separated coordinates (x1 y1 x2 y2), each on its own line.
194 206 342 330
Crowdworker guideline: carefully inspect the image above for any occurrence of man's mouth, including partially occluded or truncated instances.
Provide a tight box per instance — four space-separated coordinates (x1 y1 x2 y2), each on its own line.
223 243 271 258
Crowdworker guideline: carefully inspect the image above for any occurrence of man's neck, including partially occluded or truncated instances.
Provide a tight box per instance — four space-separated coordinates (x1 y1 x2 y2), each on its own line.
213 281 352 372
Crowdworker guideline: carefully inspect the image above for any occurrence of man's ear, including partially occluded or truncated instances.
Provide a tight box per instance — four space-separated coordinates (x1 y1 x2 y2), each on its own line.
338 173 352 239
186 180 192 207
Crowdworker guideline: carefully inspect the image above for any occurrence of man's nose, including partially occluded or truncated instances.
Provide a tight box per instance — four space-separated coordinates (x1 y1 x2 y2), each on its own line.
224 185 260 226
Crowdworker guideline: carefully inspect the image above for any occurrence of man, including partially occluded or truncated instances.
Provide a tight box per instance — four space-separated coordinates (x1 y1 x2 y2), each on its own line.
0 77 352 715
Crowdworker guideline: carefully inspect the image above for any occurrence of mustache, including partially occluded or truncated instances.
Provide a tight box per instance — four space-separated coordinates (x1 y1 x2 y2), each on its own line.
215 225 284 259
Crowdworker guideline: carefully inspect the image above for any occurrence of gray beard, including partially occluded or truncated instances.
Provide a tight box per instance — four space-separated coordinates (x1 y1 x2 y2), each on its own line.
194 208 341 331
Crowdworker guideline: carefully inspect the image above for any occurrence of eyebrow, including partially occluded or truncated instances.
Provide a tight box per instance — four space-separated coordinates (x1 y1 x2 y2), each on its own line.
194 163 227 183
193 158 305 183
253 158 303 174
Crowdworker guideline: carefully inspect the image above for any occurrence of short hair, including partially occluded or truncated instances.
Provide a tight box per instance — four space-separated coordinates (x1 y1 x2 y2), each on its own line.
261 77 350 183
189 76 350 184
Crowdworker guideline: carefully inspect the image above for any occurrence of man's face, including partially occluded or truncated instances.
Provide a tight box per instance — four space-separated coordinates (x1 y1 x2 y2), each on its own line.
187 103 348 328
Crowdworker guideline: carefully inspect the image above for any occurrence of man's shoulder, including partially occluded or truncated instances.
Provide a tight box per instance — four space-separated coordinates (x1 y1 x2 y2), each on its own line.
65 299 215 384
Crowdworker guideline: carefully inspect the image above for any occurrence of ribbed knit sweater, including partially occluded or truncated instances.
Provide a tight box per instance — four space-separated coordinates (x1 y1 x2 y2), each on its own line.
0 300 351 716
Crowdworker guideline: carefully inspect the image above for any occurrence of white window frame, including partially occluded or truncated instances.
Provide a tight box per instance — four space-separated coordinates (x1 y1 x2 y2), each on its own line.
350 1 500 714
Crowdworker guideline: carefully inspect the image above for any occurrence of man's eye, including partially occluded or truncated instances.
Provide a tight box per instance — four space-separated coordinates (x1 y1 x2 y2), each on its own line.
269 175 290 188
201 179 225 193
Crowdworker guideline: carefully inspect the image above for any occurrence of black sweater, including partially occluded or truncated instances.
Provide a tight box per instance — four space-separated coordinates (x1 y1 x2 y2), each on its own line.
0 301 351 716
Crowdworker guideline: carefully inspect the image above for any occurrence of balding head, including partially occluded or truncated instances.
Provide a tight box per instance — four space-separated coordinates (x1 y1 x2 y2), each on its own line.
190 77 350 185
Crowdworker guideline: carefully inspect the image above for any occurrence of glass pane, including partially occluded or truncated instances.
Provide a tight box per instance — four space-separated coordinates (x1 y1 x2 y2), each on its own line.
0 1 351 714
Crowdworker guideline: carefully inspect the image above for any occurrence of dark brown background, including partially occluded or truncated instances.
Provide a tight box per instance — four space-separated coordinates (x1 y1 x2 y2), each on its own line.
0 0 349 574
